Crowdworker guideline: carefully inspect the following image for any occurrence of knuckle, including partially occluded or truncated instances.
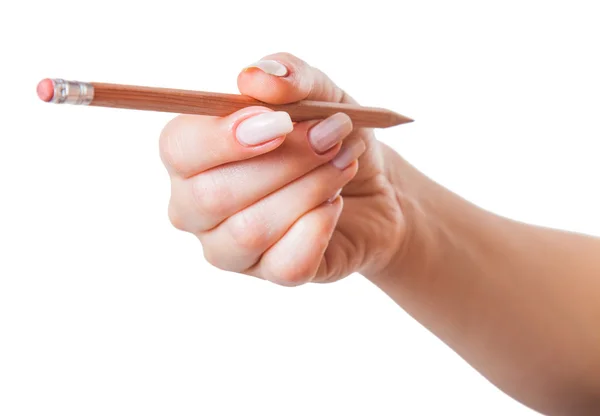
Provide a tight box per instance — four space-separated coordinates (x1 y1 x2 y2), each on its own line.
159 118 188 175
201 244 227 270
200 236 249 273
268 261 313 287
267 215 332 286
190 173 233 220
167 203 188 231
227 210 270 253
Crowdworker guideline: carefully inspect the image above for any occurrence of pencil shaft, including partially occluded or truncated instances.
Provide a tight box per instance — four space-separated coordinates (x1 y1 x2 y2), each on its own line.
90 82 412 129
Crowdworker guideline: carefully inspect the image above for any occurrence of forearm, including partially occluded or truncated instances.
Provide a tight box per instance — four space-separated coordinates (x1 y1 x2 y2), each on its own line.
366 145 600 415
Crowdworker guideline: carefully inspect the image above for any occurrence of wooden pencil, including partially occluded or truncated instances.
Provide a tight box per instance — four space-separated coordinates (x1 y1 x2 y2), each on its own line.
37 79 413 129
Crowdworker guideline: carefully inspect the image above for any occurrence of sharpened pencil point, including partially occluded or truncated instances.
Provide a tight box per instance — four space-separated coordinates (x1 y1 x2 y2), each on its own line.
390 111 414 126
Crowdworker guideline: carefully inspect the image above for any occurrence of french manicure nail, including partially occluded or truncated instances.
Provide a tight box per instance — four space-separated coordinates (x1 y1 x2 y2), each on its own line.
244 60 288 77
327 188 342 204
236 112 293 146
331 139 366 170
308 113 353 154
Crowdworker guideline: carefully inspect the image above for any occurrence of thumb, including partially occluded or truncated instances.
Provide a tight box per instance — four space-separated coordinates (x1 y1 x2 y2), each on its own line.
237 52 356 105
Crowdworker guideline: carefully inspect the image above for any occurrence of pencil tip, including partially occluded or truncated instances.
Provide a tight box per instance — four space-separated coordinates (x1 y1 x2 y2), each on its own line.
390 112 414 126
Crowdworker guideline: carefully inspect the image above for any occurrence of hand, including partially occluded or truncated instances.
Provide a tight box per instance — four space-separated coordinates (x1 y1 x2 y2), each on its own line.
159 52 407 286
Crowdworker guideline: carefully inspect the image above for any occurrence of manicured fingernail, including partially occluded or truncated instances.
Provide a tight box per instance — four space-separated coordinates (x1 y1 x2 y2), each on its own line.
327 188 342 204
308 113 353 154
236 111 293 146
331 139 366 170
244 60 288 77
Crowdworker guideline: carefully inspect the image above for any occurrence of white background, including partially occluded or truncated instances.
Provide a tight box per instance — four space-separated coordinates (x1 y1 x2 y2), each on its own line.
2 1 599 415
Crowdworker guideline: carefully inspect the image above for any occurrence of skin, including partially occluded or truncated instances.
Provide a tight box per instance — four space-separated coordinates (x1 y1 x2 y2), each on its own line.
159 52 600 415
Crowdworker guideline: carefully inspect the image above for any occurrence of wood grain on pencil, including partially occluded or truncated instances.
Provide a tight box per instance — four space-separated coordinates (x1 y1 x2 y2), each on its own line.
38 79 413 129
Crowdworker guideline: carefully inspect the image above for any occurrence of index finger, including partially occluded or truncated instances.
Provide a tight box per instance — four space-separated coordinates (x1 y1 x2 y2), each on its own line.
159 106 292 178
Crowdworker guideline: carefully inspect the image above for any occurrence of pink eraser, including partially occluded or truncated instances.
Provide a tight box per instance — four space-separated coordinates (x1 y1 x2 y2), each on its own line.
37 79 54 102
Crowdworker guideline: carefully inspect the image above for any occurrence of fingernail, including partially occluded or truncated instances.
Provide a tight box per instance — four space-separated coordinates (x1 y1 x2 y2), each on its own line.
308 113 353 154
236 112 293 146
327 188 342 204
243 60 288 77
331 139 366 170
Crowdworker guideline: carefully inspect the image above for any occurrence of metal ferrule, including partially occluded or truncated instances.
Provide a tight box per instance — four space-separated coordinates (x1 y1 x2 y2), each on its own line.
50 79 94 105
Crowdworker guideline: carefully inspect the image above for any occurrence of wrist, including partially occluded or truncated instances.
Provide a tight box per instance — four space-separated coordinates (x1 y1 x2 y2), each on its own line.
362 145 483 287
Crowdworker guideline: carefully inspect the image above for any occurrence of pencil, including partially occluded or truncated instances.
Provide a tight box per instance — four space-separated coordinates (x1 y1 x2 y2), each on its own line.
36 79 413 129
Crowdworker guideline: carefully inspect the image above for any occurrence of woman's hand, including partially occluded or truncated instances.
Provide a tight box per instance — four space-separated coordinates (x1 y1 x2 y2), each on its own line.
159 52 407 286
159 52 600 414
